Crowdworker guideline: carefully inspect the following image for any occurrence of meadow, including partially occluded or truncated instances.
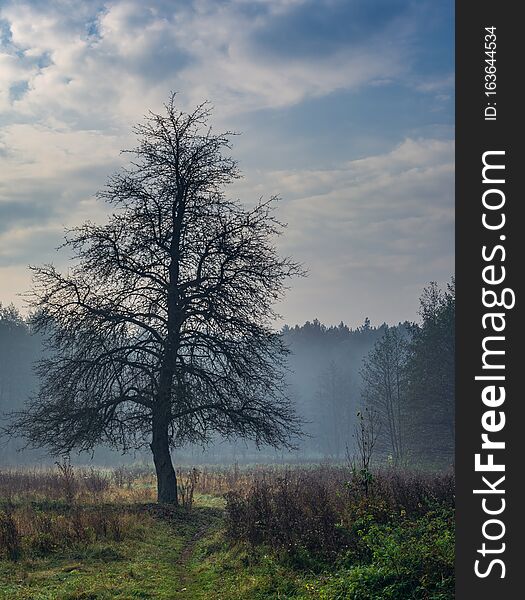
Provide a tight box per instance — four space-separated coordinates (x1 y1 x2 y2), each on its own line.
0 462 454 599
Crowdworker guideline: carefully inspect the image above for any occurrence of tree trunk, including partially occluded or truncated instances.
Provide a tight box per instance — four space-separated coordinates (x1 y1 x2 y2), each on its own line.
151 411 178 504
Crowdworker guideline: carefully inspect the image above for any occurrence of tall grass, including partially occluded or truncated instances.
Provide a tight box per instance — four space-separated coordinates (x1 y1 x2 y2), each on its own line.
0 460 455 600
0 464 156 505
223 466 455 599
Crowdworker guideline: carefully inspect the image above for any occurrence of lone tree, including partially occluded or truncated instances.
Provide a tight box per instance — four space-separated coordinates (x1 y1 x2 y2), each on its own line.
10 95 303 503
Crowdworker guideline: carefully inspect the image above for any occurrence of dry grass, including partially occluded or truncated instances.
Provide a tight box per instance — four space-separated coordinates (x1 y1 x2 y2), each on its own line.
0 462 455 599
0 503 153 561
0 462 454 563
0 464 156 505
0 463 159 561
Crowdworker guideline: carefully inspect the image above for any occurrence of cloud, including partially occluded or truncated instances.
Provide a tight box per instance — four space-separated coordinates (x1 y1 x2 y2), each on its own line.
0 224 63 268
164 0 410 114
0 0 454 325
0 0 450 125
275 137 454 257
235 137 454 324
0 122 122 276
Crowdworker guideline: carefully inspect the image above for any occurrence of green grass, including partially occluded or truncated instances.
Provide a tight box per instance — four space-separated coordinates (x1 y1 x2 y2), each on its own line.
0 504 223 600
0 495 454 599
0 499 318 599
176 504 454 600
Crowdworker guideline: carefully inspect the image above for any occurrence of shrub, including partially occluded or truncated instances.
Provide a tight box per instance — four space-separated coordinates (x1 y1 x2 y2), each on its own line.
0 508 21 560
224 465 455 599
0 505 148 560
309 510 454 600
225 472 351 562
178 468 200 511
56 458 77 503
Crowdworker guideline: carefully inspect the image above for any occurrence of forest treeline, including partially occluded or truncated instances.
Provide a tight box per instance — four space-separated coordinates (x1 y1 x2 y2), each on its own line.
284 279 454 467
0 279 454 468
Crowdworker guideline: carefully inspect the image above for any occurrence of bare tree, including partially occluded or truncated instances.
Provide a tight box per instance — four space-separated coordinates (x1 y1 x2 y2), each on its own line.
346 407 381 496
360 326 408 465
9 95 303 503
352 407 381 473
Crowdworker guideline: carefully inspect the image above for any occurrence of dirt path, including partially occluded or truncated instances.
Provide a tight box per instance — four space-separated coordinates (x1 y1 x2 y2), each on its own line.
175 521 215 596
178 521 211 567
160 505 224 597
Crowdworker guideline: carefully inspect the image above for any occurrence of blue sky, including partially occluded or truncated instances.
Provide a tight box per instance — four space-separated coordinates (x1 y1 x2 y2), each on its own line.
0 0 454 327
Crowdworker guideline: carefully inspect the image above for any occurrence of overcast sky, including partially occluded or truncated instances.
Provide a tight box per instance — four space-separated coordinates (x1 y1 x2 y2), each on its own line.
0 0 454 328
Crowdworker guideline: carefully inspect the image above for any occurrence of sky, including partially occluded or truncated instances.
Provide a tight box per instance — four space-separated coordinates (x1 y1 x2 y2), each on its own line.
0 0 454 328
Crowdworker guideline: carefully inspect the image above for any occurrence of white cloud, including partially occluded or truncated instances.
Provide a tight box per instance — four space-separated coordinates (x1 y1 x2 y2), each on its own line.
236 138 455 324
0 1 454 324
1 0 410 127
273 137 454 245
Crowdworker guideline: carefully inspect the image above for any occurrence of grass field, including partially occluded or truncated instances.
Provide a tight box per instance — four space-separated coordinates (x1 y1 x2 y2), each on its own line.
0 464 455 599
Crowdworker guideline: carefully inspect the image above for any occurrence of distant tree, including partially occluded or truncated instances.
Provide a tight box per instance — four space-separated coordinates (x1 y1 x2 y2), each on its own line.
0 304 37 414
0 304 27 417
280 320 383 458
361 317 371 332
0 303 24 328
315 361 353 459
8 96 303 503
0 304 41 464
360 326 408 464
406 280 455 464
